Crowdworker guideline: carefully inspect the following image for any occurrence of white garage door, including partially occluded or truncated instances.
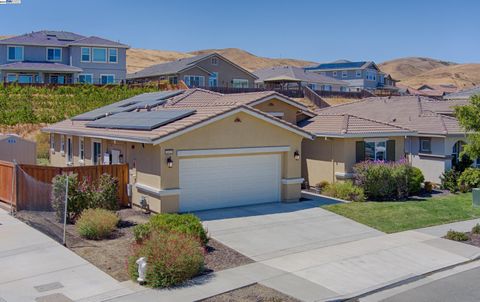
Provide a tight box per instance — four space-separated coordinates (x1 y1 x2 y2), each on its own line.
179 154 281 212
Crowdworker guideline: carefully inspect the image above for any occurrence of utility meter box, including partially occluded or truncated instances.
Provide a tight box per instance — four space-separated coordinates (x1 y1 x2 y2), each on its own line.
473 188 480 207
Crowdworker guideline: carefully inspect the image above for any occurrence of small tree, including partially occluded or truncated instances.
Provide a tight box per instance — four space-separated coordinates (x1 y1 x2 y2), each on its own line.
455 95 480 159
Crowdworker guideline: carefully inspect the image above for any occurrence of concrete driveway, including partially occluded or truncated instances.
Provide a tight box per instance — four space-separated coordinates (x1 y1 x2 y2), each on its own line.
196 194 480 301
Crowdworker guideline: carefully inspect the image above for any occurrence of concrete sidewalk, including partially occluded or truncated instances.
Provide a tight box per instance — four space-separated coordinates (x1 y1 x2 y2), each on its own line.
0 208 133 302
415 218 480 237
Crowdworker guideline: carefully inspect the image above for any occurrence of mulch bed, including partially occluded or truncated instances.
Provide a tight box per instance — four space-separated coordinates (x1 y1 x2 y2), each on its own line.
200 283 301 302
15 208 253 282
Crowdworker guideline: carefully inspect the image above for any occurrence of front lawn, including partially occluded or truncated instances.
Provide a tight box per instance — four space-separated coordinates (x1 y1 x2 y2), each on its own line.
323 193 480 233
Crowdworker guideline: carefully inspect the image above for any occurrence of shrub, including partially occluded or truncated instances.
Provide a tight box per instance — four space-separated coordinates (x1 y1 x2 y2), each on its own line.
128 229 204 287
445 230 469 241
322 181 365 202
408 167 425 195
76 208 119 240
458 168 480 193
133 213 208 246
354 160 423 200
314 181 330 193
441 169 461 193
472 224 480 235
51 174 88 223
89 174 119 210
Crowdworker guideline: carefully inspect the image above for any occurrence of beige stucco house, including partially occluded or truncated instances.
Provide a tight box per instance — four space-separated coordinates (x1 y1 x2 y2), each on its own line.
300 114 415 186
44 89 314 213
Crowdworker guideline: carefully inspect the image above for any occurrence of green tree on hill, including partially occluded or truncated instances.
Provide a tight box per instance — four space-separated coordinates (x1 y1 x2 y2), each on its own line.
455 95 480 159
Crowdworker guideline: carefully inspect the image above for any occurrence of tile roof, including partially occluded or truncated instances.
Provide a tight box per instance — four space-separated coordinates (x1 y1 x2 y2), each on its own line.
253 66 348 85
444 86 480 100
43 89 313 143
315 96 466 135
0 62 83 72
0 30 128 48
299 114 413 137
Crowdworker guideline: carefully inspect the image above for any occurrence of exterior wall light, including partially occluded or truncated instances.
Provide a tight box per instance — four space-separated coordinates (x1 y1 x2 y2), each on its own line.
294 151 300 160
167 156 173 168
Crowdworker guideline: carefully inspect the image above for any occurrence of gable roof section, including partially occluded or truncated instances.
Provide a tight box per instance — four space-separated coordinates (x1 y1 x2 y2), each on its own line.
315 96 466 136
253 66 348 85
0 62 83 72
444 85 480 100
127 52 257 80
305 61 379 72
0 30 128 48
300 114 414 137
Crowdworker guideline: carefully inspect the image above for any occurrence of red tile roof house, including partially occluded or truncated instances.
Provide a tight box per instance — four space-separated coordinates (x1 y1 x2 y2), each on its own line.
306 96 470 184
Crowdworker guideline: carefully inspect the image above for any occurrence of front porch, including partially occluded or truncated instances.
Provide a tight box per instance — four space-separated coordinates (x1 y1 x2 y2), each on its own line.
0 61 83 84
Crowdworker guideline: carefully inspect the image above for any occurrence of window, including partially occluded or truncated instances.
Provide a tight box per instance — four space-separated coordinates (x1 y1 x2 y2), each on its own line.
340 86 348 92
342 71 348 78
209 72 218 87
18 74 33 83
420 138 431 153
60 135 65 153
168 76 178 85
184 75 205 87
7 46 23 61
356 70 362 78
108 48 118 63
50 134 55 150
46 48 62 61
79 137 85 162
322 85 332 91
365 140 386 161
49 75 65 84
232 79 249 88
452 141 465 165
81 47 91 62
78 74 93 84
66 137 73 164
92 48 107 62
93 141 102 165
333 71 337 77
211 57 218 65
307 83 317 90
100 74 115 84
6 74 17 82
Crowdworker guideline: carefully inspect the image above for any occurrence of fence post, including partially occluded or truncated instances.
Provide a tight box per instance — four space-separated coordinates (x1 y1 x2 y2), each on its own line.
10 160 17 215
63 175 68 247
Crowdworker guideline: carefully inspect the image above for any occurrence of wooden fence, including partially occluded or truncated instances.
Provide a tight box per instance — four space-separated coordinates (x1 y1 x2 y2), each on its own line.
0 161 129 211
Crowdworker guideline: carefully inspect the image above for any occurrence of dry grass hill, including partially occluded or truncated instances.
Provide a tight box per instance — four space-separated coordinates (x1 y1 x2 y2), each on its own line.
126 47 315 73
379 57 480 89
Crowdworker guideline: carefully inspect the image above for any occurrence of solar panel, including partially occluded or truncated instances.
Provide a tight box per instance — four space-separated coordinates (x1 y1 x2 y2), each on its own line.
85 109 196 130
72 90 184 121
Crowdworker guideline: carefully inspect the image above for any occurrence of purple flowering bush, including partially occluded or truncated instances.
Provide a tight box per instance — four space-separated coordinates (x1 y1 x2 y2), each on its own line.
354 159 424 201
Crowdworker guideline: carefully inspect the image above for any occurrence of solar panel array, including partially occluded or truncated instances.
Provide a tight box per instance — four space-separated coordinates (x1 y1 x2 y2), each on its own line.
72 90 183 121
306 61 367 70
86 109 196 130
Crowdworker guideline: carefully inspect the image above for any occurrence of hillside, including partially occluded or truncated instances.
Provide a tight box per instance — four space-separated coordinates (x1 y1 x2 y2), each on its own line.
126 47 315 73
379 57 456 81
399 64 480 89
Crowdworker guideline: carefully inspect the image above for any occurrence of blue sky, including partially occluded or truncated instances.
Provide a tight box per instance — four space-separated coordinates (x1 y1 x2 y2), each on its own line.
0 0 478 63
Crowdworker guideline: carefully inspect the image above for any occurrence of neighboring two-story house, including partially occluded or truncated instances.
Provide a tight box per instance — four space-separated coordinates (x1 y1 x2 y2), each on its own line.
127 53 258 88
305 60 398 92
0 30 129 84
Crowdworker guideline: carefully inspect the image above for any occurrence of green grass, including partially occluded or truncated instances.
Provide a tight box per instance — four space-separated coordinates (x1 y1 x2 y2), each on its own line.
323 193 480 233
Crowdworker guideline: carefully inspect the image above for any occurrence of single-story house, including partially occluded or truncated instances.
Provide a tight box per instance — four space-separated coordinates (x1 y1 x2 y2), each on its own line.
253 65 350 92
0 134 36 164
126 53 258 88
43 89 314 213
313 96 469 183
300 114 415 186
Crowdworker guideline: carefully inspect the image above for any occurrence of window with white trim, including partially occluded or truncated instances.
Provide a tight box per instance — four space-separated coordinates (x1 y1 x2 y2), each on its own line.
79 137 85 161
356 70 362 77
100 74 115 84
365 140 386 161
7 46 23 61
232 78 249 88
108 48 118 63
184 75 205 87
78 74 93 84
6 73 17 82
211 57 218 65
342 71 348 78
81 47 91 62
50 134 55 150
60 135 65 153
420 138 431 153
332 71 337 77
92 48 107 62
92 141 102 165
66 137 73 164
46 48 62 61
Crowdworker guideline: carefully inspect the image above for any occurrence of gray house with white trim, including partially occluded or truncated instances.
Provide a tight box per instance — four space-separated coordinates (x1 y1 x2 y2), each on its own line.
0 31 129 84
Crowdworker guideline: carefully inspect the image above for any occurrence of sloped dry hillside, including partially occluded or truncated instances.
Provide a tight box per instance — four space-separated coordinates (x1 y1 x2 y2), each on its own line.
126 48 193 73
379 57 456 81
400 64 480 89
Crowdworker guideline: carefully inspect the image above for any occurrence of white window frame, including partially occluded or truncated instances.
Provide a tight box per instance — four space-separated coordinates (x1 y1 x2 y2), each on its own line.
108 48 118 63
364 139 387 161
342 71 348 78
184 75 205 87
7 45 24 61
356 70 362 78
232 78 249 88
332 71 337 77
100 74 115 84
50 133 55 151
92 139 102 165
79 137 85 163
66 136 73 165
46 47 62 62
209 72 218 87
60 135 65 155
6 73 17 82
420 138 431 153
78 73 93 84
168 76 178 85
92 47 107 63
211 57 218 65
81 47 91 62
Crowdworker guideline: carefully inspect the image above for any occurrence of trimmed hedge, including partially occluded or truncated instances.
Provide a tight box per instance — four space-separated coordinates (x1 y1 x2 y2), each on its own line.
322 181 365 202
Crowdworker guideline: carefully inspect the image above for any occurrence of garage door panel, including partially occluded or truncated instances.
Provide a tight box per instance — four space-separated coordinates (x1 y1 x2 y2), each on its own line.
179 154 281 212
